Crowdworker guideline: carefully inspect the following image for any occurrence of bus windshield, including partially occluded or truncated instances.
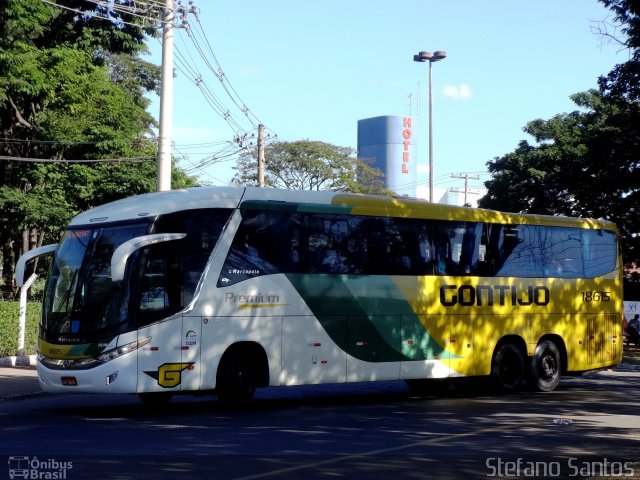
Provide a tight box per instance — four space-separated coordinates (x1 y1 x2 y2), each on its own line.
41 208 233 345
43 223 150 344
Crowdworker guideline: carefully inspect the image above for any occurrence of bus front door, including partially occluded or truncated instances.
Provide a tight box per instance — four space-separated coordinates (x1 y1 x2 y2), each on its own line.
137 317 201 393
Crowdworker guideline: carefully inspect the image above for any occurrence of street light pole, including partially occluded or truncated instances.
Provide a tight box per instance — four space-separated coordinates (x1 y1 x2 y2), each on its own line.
413 50 446 202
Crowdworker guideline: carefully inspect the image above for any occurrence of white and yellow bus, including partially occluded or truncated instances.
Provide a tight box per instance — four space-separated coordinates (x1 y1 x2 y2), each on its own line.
17 186 623 403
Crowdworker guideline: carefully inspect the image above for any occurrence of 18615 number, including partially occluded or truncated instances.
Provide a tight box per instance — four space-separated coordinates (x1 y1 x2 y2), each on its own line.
581 291 611 302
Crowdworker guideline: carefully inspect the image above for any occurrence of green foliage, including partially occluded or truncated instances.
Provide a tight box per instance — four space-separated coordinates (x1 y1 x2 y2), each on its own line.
480 89 640 265
479 0 640 265
597 0 640 102
0 301 40 357
0 0 196 290
0 0 52 48
233 140 388 194
481 1 640 267
481 91 613 216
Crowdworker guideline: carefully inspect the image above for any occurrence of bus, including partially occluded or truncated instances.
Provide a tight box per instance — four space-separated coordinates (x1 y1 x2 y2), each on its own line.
16 186 623 403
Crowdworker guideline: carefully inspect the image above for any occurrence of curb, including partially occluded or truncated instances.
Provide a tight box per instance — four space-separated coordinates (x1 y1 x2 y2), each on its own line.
0 355 37 368
1 391 47 402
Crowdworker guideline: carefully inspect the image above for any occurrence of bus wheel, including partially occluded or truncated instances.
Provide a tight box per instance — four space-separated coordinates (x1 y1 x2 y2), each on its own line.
216 351 256 404
530 340 561 392
491 342 525 393
138 392 173 405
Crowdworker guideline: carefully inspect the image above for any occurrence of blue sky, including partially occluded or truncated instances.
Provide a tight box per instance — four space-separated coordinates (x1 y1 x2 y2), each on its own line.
149 0 628 191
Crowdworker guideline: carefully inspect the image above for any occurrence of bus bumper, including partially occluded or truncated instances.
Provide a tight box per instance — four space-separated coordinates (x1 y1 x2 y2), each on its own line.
36 354 138 394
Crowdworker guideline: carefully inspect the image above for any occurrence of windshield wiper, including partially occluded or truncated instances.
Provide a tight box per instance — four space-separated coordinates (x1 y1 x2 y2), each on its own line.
54 268 79 315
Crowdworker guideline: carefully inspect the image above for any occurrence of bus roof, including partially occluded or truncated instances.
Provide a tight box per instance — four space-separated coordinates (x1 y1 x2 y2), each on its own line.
69 187 244 226
69 186 617 231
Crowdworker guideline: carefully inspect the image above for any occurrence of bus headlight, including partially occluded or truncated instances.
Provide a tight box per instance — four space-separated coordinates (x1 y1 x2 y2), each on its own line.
37 352 102 370
96 337 152 363
37 337 151 370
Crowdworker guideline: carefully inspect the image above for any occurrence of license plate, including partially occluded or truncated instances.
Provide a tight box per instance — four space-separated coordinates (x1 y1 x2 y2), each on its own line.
61 376 78 386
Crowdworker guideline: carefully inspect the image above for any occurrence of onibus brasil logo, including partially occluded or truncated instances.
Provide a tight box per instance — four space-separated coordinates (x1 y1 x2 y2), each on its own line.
8 456 72 479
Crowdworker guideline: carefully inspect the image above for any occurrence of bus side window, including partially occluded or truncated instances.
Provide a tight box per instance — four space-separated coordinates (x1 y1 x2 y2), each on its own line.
136 208 232 324
459 223 482 275
391 218 427 275
139 257 170 312
308 233 333 273
435 222 478 275
493 225 544 278
583 229 617 277
540 227 584 278
475 224 491 276
432 224 451 275
418 226 432 271
136 246 183 325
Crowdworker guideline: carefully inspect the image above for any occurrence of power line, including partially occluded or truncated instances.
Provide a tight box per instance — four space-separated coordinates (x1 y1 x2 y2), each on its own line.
189 16 265 127
170 3 273 138
171 38 252 135
388 170 490 193
37 0 269 184
39 0 164 29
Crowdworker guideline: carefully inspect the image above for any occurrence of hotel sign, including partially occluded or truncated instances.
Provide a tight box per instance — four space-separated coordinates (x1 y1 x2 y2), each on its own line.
401 117 412 174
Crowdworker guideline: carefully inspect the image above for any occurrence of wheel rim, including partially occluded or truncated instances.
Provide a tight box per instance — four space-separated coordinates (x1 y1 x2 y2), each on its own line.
539 353 557 381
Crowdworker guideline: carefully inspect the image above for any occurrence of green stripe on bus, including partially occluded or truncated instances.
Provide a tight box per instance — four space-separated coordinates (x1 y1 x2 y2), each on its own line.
286 274 455 362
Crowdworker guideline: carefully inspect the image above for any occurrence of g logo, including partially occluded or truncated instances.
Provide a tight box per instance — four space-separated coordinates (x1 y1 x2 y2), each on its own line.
144 363 194 388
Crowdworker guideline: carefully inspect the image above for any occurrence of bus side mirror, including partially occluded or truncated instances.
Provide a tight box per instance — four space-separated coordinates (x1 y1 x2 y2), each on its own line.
15 244 58 287
110 233 186 283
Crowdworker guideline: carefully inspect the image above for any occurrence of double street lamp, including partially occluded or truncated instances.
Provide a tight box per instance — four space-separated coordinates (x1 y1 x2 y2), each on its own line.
413 50 446 202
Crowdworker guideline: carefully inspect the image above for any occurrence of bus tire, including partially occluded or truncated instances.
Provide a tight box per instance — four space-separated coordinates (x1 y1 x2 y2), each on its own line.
530 340 561 392
491 342 525 393
216 350 257 404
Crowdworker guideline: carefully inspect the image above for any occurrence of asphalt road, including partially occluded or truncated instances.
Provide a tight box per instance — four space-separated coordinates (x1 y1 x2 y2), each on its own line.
1 369 639 480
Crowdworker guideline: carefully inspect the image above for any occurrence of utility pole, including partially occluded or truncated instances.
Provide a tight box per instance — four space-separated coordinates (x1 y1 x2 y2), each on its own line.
257 124 265 187
157 0 174 192
451 173 480 206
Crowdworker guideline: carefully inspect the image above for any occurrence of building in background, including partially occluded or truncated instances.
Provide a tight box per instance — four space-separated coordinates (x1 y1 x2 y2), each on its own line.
357 115 485 206
357 115 420 198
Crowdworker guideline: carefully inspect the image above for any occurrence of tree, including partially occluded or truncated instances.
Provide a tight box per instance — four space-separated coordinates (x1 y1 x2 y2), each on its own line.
0 1 197 293
482 91 613 214
480 89 640 264
596 0 640 102
232 140 388 194
480 92 640 266
480 0 640 266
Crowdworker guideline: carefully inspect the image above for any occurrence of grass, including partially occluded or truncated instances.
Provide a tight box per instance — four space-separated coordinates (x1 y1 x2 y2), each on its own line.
0 301 41 357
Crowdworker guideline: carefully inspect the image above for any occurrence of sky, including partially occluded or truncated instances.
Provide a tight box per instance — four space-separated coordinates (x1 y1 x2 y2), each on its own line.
148 0 629 194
